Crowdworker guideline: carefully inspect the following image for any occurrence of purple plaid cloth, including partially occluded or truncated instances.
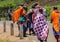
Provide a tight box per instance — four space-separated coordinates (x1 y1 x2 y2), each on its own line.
33 13 49 40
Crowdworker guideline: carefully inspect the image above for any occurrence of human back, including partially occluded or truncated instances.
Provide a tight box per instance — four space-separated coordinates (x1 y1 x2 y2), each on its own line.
13 6 26 23
51 8 60 32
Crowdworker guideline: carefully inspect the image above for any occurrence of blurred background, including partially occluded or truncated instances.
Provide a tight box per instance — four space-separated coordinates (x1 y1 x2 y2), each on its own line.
0 0 60 21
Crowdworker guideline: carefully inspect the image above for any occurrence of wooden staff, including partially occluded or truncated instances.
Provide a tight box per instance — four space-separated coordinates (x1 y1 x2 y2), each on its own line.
4 21 6 32
11 23 14 35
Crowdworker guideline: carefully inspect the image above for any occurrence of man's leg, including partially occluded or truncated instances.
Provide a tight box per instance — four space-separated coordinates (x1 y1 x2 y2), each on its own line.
29 28 32 35
55 35 59 42
31 28 35 35
17 24 20 37
23 25 27 37
9 14 12 20
45 39 47 42
40 40 43 42
40 40 47 42
28 22 31 35
53 28 59 42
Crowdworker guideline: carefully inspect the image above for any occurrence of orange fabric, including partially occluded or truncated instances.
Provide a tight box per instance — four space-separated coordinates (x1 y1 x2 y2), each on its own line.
51 11 60 32
13 7 26 23
22 10 26 15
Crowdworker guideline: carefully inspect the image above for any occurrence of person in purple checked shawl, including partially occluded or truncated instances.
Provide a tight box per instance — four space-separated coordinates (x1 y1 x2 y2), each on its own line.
33 9 49 42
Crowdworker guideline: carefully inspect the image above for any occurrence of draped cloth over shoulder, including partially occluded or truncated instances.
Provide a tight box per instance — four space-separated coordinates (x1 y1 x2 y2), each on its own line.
13 7 26 23
51 11 60 32
33 13 49 40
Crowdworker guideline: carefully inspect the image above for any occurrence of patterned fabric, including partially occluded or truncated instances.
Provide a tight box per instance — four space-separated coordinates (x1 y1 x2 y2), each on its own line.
33 13 49 40
23 22 27 32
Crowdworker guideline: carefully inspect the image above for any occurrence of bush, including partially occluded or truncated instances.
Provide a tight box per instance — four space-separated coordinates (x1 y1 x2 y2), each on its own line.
44 6 52 21
0 0 60 21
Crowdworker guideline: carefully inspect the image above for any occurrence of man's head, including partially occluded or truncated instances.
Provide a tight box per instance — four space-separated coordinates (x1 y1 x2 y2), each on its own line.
32 3 42 9
35 4 41 9
32 3 38 8
23 6 27 12
53 6 59 12
19 4 24 7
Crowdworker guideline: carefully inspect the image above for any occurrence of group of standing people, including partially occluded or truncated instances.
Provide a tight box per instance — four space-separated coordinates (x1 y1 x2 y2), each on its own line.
26 3 49 42
12 3 60 42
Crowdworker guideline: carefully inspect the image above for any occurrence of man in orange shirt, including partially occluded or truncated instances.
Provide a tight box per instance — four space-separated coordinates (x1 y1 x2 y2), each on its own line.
51 7 60 42
13 5 27 37
13 5 26 23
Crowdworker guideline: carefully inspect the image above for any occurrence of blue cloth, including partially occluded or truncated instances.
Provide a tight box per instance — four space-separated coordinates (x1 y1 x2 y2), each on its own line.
23 25 27 32
53 27 60 36
30 23 34 28
43 14 47 18
19 16 26 23
28 15 32 22
27 22 34 28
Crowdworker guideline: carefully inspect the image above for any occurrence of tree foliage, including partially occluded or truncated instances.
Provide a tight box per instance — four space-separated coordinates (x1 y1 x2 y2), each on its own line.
0 0 60 20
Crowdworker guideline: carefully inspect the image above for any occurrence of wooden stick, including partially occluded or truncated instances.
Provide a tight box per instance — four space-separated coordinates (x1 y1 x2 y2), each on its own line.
11 23 14 35
4 21 6 32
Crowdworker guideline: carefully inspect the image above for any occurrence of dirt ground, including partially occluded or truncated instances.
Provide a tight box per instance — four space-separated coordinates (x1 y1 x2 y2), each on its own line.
0 21 56 42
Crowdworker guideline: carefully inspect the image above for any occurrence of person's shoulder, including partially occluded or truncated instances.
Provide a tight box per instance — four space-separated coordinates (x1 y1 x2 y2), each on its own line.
16 7 23 11
51 11 55 15
43 8 46 11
